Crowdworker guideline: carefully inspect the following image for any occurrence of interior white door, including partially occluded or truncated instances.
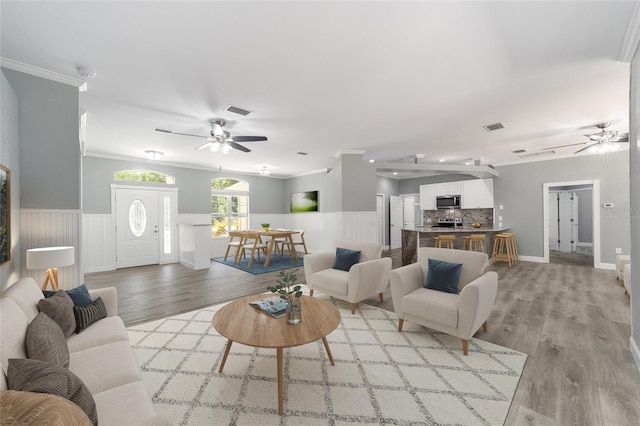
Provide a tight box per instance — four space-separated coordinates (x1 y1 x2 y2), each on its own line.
376 194 384 246
390 196 403 249
116 189 159 268
549 193 559 251
558 191 572 252
403 196 415 228
570 192 579 252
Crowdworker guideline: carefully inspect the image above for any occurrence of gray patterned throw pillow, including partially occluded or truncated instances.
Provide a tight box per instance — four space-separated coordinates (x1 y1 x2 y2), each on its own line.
25 312 70 368
73 297 107 333
38 290 76 338
7 358 98 426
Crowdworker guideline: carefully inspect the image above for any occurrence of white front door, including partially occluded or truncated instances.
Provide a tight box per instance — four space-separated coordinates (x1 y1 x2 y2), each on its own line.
116 188 159 268
390 196 403 249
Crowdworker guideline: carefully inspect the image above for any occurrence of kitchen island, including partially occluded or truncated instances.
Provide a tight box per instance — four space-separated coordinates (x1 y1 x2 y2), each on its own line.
401 226 510 265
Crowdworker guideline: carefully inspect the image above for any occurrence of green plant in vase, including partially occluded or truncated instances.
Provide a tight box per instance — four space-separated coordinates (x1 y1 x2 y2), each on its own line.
268 268 303 324
261 223 270 231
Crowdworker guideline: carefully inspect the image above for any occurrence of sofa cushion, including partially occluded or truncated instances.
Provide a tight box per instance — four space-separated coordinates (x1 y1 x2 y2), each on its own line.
403 287 459 329
310 268 349 295
0 390 92 426
25 312 69 368
37 291 76 338
69 341 142 394
92 382 162 426
333 247 361 271
7 358 97 426
2 278 44 321
66 316 129 353
425 258 462 294
44 284 93 307
73 297 107 333
0 298 29 381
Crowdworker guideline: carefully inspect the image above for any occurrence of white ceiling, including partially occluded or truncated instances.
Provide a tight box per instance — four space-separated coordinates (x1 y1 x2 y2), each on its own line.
1 1 638 178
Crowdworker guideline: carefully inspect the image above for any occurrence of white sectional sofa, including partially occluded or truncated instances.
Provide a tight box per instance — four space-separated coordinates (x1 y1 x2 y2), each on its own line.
1 277 170 426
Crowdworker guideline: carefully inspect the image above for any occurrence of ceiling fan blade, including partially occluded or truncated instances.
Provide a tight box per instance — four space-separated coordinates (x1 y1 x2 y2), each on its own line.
231 135 268 142
613 133 629 142
153 128 207 139
543 141 589 150
574 143 596 154
227 141 251 153
195 141 213 150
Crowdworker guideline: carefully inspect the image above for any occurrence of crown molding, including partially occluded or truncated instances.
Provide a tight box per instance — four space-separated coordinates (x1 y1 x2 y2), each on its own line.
0 57 84 87
619 2 640 63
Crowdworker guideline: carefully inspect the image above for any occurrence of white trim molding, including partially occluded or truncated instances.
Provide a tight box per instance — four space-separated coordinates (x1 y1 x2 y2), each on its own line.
0 57 85 87
619 1 640 63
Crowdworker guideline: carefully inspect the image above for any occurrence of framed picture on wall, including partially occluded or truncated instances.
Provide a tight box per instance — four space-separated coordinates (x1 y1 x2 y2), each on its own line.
290 190 319 213
0 164 10 266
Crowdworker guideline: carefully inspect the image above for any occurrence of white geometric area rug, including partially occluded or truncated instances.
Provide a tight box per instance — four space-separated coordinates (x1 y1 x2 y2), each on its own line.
127 295 527 425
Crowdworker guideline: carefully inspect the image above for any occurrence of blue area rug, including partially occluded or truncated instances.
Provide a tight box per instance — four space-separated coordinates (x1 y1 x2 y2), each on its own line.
212 253 304 275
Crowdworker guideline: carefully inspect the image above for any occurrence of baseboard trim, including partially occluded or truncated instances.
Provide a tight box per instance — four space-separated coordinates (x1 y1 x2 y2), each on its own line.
630 336 640 375
84 264 116 274
518 256 545 263
598 262 616 270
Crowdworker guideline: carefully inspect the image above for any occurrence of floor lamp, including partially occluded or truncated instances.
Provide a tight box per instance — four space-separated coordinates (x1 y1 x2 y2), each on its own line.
26 246 75 291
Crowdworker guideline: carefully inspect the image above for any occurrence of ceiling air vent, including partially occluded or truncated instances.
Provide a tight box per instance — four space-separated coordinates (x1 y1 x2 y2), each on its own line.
512 149 526 154
297 152 308 156
483 122 505 131
224 105 252 116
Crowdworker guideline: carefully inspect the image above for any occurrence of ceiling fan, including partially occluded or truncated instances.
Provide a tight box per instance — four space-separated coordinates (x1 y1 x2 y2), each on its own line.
543 122 629 154
153 119 267 153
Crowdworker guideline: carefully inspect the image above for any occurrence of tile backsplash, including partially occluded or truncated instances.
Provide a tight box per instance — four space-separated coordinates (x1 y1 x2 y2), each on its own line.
422 208 494 226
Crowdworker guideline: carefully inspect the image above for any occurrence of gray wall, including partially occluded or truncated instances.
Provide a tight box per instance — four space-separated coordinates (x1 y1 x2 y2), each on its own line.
494 151 629 263
283 170 328 213
341 154 377 211
630 40 639 367
2 68 80 209
83 156 285 215
0 71 21 290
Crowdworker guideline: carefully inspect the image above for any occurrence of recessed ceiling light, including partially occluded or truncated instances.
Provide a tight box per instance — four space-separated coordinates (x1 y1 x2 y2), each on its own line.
438 159 445 163
465 161 473 166
393 172 398 175
369 159 375 163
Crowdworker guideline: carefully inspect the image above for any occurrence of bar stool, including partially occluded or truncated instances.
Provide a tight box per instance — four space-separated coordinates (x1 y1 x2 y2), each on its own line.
492 233 516 267
463 234 486 253
434 235 456 249
506 232 518 264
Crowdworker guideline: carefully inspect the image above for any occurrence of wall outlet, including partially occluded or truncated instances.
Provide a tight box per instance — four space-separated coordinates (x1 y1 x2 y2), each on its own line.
498 216 503 221
616 248 622 254
499 204 504 210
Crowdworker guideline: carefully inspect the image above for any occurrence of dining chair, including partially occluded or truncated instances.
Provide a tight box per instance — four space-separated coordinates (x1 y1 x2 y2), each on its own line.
224 230 244 262
277 230 308 257
238 233 269 268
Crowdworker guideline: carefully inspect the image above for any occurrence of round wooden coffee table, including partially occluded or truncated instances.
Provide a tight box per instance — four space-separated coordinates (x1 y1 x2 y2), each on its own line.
213 294 341 414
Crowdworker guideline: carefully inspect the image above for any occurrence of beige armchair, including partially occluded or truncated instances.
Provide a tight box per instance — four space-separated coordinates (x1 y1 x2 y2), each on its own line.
390 247 498 355
304 240 392 314
624 263 631 296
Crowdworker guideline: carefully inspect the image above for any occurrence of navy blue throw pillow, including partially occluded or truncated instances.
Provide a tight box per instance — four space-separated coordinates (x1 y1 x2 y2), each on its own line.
43 284 93 307
425 258 462 294
332 247 362 271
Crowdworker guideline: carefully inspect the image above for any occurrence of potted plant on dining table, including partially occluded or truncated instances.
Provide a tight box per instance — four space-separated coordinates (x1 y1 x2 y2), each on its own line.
268 268 303 324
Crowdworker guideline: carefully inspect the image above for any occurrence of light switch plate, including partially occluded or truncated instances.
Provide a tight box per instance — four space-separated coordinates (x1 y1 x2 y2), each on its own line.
499 204 504 210
616 248 622 254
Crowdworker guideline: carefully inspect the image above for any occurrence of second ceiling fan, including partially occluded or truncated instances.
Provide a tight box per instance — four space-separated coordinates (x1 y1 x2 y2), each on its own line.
544 122 629 154
154 120 267 153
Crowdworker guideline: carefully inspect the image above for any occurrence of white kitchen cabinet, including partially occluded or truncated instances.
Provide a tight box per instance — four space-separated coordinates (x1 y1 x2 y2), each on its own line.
462 178 494 209
435 181 462 197
419 184 436 210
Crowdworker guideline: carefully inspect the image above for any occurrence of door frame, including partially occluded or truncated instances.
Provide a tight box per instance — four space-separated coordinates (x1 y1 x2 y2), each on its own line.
543 179 600 267
376 193 386 248
111 184 179 267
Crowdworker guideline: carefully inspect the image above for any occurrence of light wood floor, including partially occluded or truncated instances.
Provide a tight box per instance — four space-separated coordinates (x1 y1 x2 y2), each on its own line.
85 249 640 425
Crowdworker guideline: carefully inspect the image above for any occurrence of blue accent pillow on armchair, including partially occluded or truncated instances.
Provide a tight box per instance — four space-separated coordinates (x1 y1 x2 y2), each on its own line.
332 247 362 271
425 258 462 294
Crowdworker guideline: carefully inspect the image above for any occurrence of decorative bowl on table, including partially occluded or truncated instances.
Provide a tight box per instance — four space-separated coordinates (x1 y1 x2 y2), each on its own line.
471 223 481 228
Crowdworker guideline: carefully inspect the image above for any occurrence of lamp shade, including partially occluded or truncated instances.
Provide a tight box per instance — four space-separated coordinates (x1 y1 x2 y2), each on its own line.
26 246 75 270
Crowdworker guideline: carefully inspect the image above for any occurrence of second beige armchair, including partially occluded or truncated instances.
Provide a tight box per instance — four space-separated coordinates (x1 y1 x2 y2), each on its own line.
390 247 498 355
304 240 392 314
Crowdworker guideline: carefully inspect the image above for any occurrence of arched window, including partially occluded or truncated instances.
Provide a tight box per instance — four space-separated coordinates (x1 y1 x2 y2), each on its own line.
113 170 175 184
211 178 249 237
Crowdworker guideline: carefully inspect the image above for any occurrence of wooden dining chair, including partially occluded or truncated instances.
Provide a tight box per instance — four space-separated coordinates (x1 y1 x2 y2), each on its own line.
224 231 244 262
239 233 269 268
276 230 308 257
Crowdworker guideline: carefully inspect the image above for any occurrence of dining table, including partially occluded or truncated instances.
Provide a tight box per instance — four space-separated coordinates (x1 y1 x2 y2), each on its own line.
232 229 301 268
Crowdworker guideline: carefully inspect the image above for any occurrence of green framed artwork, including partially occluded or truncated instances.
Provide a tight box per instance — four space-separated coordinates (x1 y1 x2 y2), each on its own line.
0 164 10 265
290 191 318 213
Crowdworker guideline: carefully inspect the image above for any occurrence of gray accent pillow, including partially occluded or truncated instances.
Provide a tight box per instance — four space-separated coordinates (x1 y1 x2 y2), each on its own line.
26 312 70 368
38 290 76 338
7 358 98 426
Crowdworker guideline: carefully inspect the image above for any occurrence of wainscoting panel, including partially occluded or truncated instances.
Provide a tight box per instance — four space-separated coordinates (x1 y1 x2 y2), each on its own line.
82 214 115 273
21 209 82 289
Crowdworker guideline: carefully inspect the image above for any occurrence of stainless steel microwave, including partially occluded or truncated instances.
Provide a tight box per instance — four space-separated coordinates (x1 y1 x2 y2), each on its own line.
436 195 461 209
